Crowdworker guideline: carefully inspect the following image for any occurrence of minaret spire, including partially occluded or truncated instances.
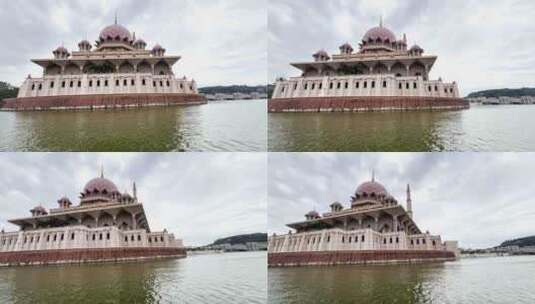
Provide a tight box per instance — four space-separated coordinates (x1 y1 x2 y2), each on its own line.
115 10 118 24
133 182 137 200
100 164 104 178
380 15 383 27
406 183 413 218
371 169 375 182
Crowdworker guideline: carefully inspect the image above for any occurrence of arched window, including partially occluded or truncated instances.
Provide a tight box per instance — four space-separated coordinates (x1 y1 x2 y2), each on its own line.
383 81 387 88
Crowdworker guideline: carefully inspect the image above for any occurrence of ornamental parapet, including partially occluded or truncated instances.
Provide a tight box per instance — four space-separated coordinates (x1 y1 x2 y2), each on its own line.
273 74 458 99
0 225 183 253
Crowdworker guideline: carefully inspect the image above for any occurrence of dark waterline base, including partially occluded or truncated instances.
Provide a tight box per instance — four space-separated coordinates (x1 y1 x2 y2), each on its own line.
0 247 186 267
268 250 455 267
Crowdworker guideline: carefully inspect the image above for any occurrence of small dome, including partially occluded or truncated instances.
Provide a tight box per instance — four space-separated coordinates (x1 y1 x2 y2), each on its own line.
134 39 146 45
83 177 118 194
306 210 319 217
356 180 388 196
363 26 396 42
152 44 164 51
340 43 353 49
54 46 69 53
410 44 423 51
78 40 91 45
99 24 132 41
313 49 329 57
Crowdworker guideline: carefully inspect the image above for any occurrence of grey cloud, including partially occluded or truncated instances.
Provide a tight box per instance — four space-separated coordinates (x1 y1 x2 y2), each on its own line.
0 0 266 87
0 153 267 247
268 153 535 249
268 0 535 96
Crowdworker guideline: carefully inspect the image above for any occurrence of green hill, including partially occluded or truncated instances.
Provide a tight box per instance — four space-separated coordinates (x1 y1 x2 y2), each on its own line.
0 81 18 100
499 235 535 247
198 85 266 95
467 88 535 98
212 233 267 245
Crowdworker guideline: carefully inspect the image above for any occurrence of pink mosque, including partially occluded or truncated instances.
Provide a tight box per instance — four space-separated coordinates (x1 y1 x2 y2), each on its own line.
0 170 185 266
268 174 459 267
1 16 205 111
269 20 469 112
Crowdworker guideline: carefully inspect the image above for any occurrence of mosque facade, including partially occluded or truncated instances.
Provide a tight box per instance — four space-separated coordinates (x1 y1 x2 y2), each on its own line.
0 171 185 266
269 20 468 112
268 175 458 267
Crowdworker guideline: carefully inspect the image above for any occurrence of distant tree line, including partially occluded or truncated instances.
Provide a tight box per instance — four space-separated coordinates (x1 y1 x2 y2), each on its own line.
211 233 267 245
0 81 18 100
500 235 535 247
198 85 267 95
467 88 535 98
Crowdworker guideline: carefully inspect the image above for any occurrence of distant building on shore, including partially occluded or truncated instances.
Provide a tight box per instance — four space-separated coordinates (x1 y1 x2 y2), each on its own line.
466 96 535 105
269 20 468 112
0 170 185 266
1 16 205 111
269 174 458 267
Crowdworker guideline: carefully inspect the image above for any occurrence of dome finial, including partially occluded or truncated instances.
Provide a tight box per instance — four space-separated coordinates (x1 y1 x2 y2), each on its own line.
380 15 383 28
371 169 375 182
115 10 118 25
100 164 104 178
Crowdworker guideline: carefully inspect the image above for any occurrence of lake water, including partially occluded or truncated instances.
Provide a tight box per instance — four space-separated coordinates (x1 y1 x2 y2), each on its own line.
0 99 266 152
268 255 535 304
269 104 535 152
0 251 266 304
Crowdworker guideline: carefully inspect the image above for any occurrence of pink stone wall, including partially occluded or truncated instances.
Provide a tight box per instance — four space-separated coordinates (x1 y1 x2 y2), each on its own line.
0 247 187 266
268 250 456 267
1 93 206 111
268 96 469 112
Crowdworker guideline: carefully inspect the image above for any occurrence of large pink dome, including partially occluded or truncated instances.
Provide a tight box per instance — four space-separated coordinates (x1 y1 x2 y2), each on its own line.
362 26 396 42
84 177 118 193
99 24 132 41
356 180 388 196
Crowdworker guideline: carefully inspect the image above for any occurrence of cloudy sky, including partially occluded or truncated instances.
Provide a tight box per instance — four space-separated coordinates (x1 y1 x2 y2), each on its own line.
0 0 266 87
0 153 266 246
268 153 535 249
269 0 535 96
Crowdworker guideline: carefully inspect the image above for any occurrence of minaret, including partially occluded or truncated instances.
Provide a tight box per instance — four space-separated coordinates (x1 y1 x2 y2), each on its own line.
406 184 413 218
380 15 383 27
133 182 137 201
100 165 104 178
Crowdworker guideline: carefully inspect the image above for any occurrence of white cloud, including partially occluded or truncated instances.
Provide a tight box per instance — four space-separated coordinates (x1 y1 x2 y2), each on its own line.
0 152 267 246
0 0 266 87
268 0 535 96
268 153 535 249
